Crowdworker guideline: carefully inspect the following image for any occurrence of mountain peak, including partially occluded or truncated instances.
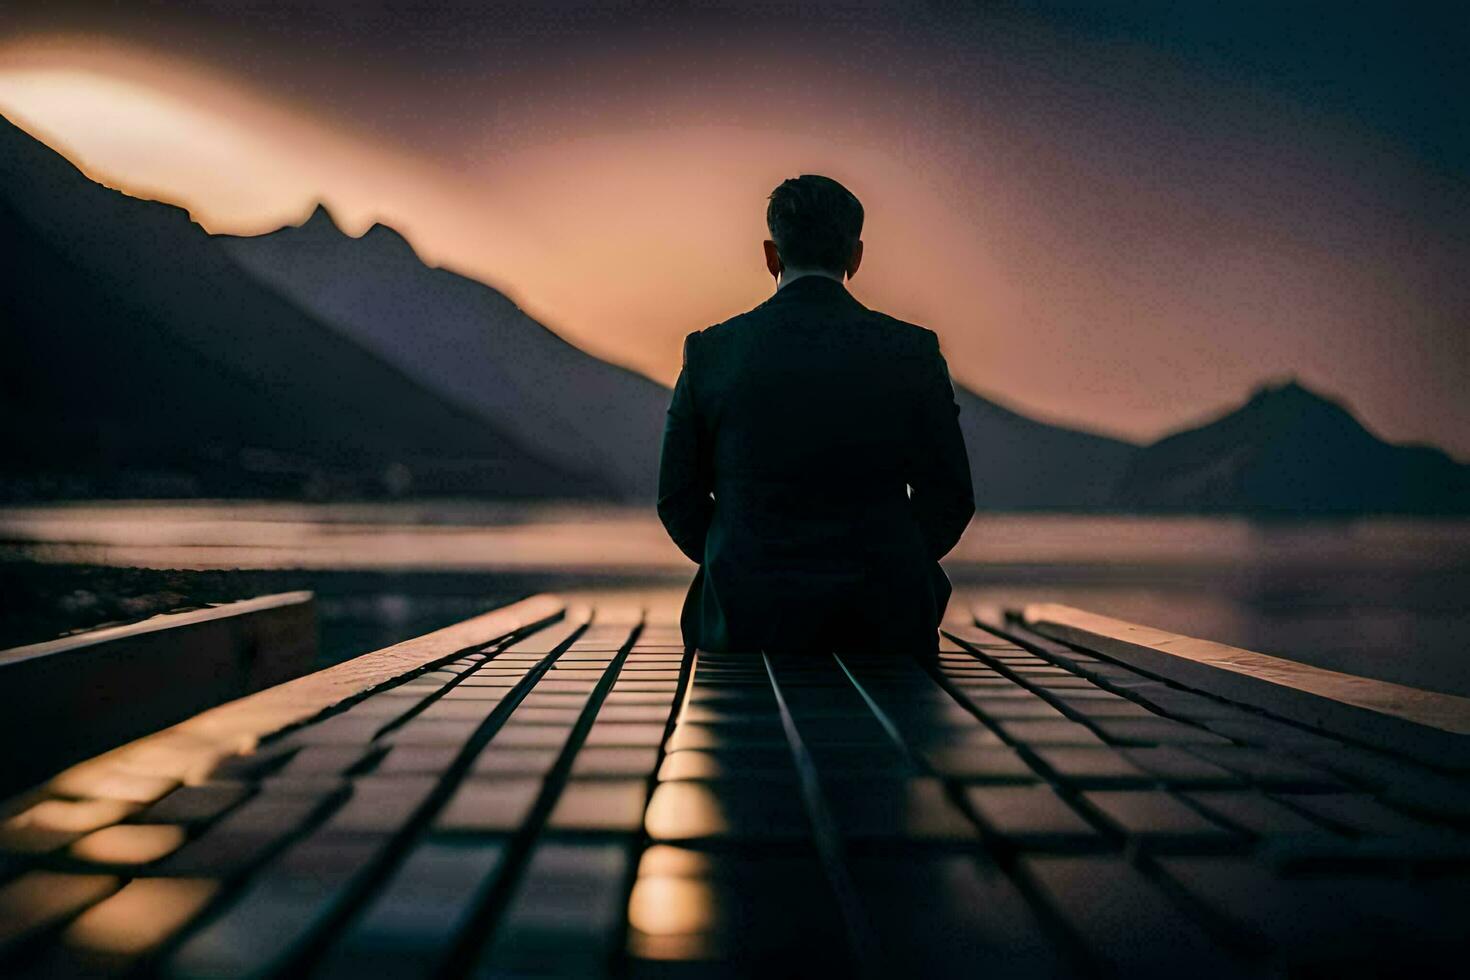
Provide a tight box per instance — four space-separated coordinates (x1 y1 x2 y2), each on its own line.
356 219 421 261
300 202 341 233
361 220 406 244
1116 372 1469 513
1206 379 1364 453
1251 375 1311 399
1242 376 1352 418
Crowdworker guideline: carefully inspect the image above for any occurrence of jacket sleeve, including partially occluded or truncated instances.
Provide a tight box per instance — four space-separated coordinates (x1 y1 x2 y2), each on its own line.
657 331 715 563
909 330 976 561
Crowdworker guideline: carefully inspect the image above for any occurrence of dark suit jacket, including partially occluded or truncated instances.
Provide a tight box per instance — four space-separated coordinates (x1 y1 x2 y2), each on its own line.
657 273 975 653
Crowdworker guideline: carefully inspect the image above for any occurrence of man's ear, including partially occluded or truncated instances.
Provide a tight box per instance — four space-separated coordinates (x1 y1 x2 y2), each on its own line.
846 240 864 280
763 239 783 279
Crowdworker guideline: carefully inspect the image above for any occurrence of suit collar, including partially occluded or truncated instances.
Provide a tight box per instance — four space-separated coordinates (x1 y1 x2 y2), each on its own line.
758 272 865 310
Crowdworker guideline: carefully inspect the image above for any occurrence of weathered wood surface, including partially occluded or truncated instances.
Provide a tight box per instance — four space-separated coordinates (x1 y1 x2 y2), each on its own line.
0 594 564 820
0 592 318 799
1021 602 1470 770
0 592 1467 979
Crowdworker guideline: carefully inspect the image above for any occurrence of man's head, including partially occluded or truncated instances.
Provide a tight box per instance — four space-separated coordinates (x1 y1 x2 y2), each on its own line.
764 174 864 282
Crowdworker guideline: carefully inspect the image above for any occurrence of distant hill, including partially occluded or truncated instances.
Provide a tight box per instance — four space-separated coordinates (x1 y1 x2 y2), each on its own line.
0 114 606 500
219 208 1143 510
217 205 670 502
1114 379 1470 514
9 115 1456 515
952 388 1138 509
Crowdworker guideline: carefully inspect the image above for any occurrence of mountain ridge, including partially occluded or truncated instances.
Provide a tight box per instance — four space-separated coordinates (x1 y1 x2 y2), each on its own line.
1116 377 1469 513
0 113 608 500
217 202 673 501
5 113 1463 513
221 201 1149 509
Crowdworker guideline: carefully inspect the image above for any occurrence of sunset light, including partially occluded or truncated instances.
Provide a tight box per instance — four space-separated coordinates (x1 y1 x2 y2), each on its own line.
0 7 1466 974
3 26 1463 453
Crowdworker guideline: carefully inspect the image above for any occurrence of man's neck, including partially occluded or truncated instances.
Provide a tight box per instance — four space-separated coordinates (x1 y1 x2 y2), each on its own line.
777 268 846 290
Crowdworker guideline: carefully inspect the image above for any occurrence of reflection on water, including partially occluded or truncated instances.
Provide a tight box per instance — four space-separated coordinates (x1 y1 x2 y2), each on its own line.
0 501 679 573
2 502 1467 695
1 501 1465 573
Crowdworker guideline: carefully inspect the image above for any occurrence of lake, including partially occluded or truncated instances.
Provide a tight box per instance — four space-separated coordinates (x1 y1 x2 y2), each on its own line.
2 502 1466 696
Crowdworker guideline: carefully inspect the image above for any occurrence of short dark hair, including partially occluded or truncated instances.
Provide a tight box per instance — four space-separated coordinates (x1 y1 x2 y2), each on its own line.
766 174 864 274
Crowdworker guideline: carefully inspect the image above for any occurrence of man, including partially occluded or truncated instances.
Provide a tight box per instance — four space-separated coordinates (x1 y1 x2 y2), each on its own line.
657 174 974 654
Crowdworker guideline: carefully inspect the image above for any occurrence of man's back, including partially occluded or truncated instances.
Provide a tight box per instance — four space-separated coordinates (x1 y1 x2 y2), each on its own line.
658 273 974 653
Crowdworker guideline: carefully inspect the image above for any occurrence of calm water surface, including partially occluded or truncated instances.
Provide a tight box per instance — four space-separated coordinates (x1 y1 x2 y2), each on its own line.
2 502 1466 695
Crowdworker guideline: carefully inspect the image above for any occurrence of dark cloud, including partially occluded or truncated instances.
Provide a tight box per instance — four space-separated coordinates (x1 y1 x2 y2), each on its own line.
5 2 1464 158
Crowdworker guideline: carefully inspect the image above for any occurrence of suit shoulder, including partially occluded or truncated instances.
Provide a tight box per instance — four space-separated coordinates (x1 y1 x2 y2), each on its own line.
683 316 730 347
688 309 758 350
866 310 940 351
681 315 740 370
701 308 758 337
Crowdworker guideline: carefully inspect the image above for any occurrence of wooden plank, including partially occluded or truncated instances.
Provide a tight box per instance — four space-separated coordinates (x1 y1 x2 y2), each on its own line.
6 594 566 813
1019 603 1470 771
0 593 317 799
0 592 313 666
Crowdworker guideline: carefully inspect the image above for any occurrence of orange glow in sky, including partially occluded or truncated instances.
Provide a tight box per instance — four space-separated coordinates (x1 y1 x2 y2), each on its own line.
1 32 1465 456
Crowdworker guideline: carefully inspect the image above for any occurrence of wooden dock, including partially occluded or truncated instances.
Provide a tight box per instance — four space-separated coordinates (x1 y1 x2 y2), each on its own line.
2 592 1468 977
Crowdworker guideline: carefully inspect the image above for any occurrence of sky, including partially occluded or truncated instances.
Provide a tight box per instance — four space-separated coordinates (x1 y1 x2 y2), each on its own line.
1 2 1466 455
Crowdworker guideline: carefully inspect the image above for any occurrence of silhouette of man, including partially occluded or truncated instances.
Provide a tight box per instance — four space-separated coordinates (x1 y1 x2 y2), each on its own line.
658 174 975 654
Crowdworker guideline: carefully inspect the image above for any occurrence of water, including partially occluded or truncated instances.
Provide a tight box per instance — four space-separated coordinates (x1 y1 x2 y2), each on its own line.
1 502 1466 695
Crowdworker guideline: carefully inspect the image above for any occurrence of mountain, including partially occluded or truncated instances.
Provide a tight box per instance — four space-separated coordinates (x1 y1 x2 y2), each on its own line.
1114 379 1470 514
16 115 1451 516
216 205 670 502
219 208 1144 510
0 108 1140 508
0 114 606 500
952 388 1138 509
